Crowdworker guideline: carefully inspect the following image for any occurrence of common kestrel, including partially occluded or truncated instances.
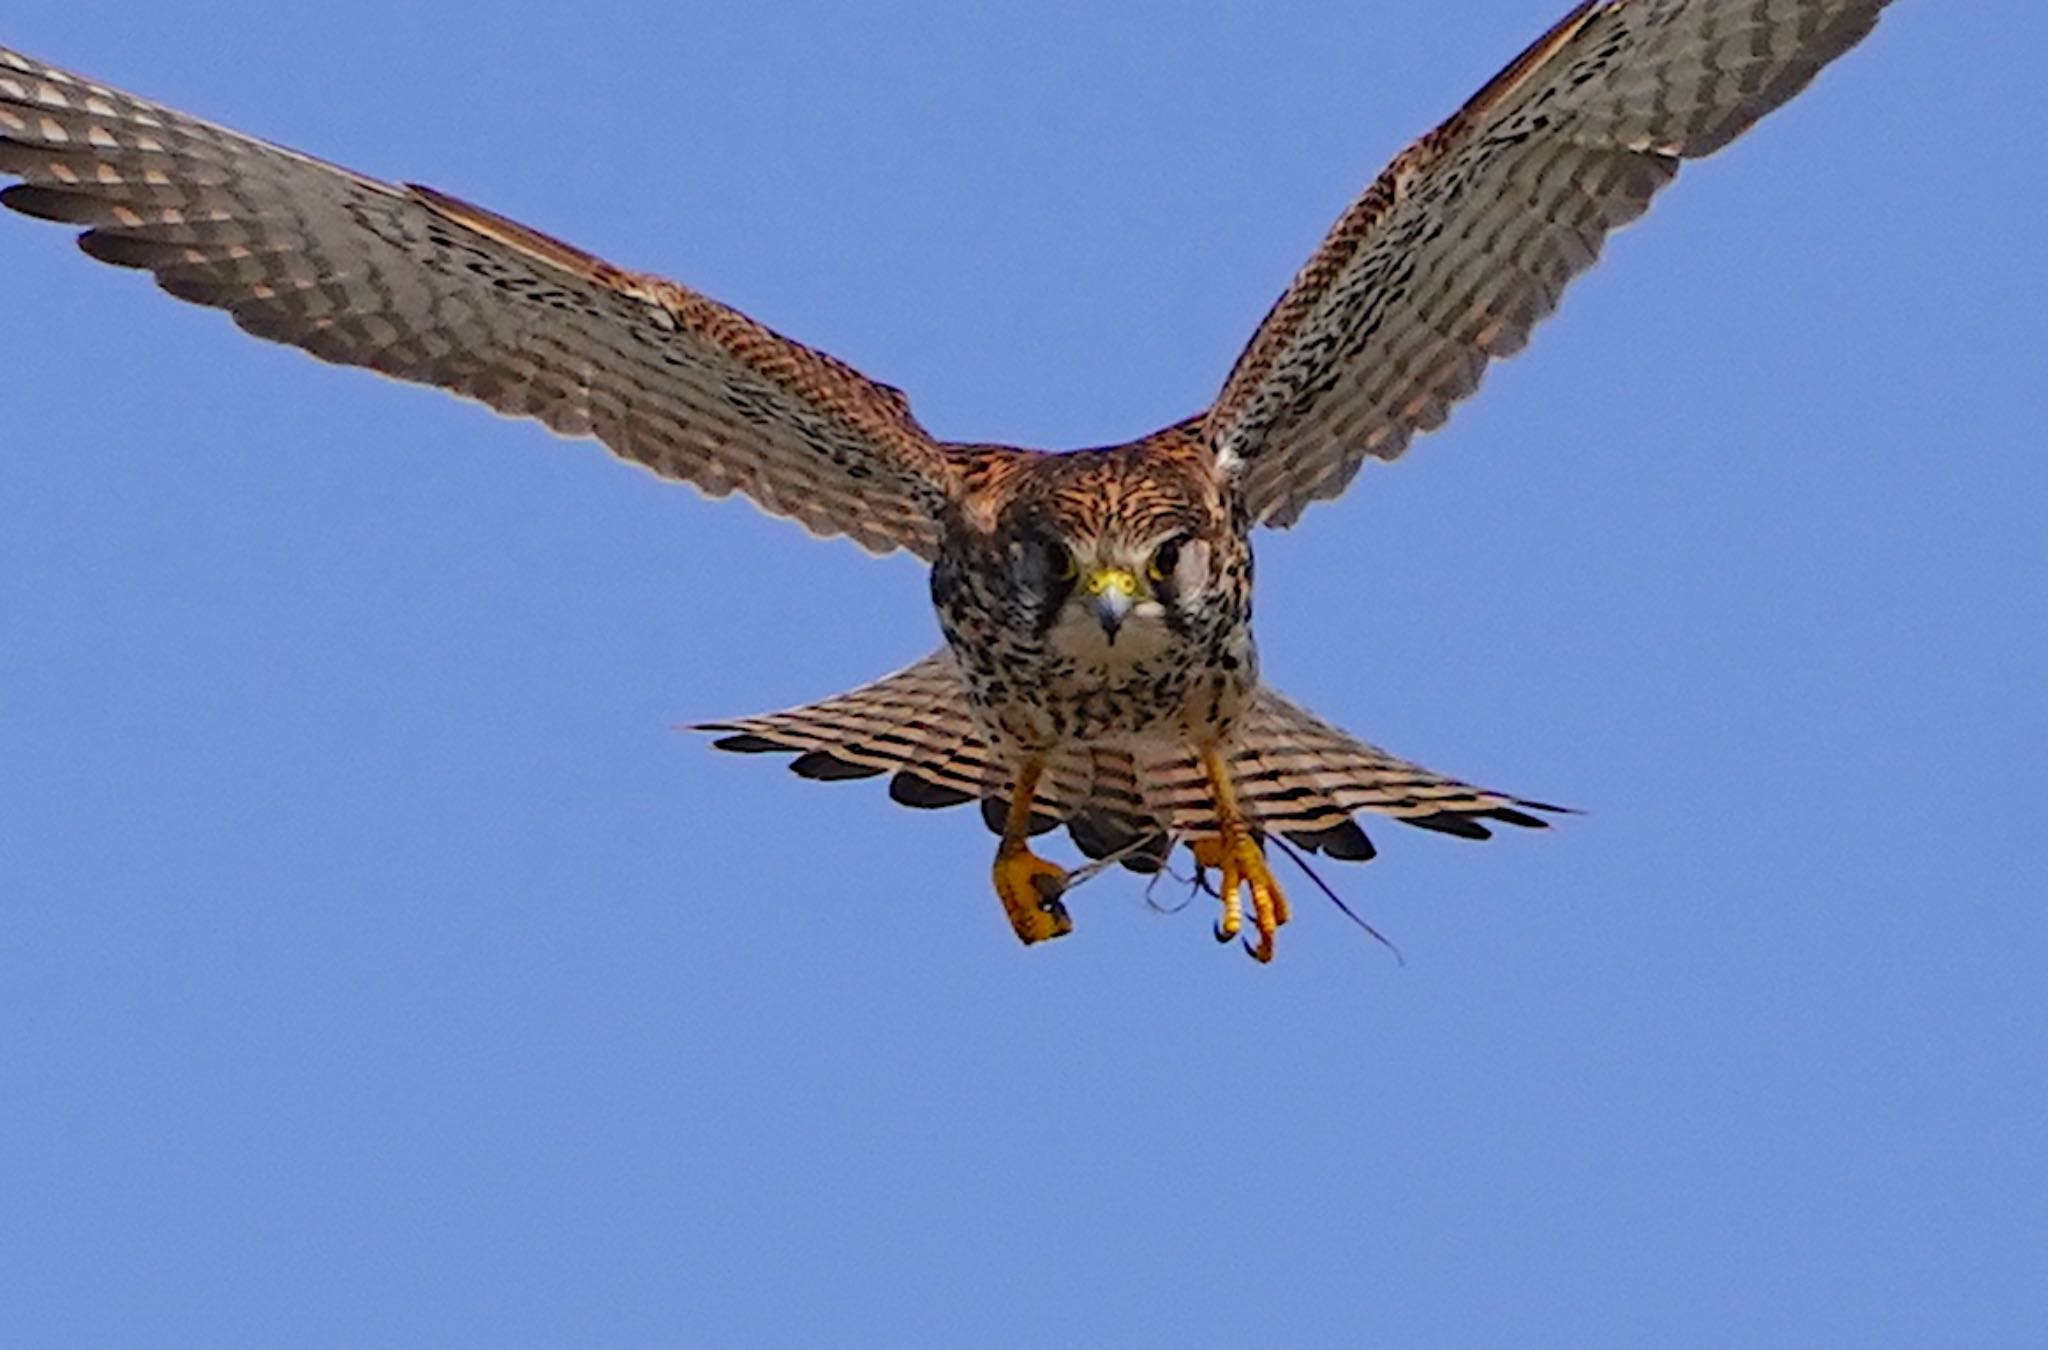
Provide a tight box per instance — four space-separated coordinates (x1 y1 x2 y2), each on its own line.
0 1 1895 960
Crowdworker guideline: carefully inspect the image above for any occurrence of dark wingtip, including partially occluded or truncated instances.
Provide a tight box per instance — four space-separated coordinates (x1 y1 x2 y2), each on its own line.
77 229 166 270
1 183 98 223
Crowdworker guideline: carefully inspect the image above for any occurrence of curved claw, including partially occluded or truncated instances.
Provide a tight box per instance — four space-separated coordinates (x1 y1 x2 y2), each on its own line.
1192 831 1288 963
993 847 1074 946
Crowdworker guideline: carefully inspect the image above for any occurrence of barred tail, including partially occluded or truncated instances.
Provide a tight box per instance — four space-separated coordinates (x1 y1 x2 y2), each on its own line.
693 649 996 805
693 652 1560 870
1143 689 1564 858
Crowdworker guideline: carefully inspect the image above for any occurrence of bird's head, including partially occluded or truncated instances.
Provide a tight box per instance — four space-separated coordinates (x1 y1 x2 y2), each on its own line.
1000 475 1228 660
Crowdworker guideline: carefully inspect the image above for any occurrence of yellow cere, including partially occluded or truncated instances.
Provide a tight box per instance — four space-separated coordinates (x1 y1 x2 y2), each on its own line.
1085 568 1140 598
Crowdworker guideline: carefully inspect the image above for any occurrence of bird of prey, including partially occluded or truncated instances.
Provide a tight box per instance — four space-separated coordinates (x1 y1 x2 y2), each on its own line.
0 1 1894 960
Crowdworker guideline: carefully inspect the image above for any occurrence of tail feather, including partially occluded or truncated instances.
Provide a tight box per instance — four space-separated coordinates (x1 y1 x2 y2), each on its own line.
1065 747 1172 872
701 649 979 786
694 651 1560 867
697 647 1026 819
1239 689 1558 838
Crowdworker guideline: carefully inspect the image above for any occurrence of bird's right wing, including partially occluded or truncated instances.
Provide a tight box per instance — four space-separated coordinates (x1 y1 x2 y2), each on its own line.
0 46 957 558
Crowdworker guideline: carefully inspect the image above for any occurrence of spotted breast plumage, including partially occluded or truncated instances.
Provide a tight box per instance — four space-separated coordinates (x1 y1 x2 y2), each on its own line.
0 1 1896 959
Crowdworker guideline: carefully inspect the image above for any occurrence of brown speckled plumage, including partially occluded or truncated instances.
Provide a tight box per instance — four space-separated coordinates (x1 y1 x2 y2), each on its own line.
0 1 1896 955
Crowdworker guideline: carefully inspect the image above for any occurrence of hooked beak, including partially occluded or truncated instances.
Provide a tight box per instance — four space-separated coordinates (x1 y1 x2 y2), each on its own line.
1085 567 1139 642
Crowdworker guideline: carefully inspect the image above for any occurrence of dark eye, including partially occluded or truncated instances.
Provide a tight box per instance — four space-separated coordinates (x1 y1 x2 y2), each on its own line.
1147 534 1189 584
1046 537 1078 582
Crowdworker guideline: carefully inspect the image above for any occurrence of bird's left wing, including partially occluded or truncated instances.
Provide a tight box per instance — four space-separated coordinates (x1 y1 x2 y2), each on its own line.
1204 0 1893 529
0 46 956 558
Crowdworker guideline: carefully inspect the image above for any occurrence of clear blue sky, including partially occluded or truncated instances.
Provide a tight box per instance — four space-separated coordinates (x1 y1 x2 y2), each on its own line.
2 3 2040 1345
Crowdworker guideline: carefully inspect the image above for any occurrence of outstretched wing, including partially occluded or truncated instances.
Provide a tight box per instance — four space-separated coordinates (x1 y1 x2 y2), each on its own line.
1206 0 1892 529
0 46 956 558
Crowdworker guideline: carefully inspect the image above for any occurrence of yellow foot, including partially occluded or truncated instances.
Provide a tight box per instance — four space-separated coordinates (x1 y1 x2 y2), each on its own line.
992 847 1074 946
1192 833 1292 963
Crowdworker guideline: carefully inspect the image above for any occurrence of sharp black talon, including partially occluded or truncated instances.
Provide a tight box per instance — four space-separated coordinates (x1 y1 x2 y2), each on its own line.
1213 921 1231 944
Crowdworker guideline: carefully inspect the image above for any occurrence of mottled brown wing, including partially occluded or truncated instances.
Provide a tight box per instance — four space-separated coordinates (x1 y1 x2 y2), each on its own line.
0 46 956 557
1207 0 1893 528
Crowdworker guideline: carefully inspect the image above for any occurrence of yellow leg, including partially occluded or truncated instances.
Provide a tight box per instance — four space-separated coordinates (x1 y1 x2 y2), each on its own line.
990 755 1073 946
1192 747 1292 963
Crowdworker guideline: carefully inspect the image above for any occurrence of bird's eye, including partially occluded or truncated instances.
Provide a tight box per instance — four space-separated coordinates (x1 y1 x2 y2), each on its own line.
1147 535 1189 584
1047 539 1078 582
